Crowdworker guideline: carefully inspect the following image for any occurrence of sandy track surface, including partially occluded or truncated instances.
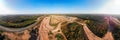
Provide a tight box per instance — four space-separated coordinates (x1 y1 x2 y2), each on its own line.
77 16 115 40
38 15 114 40
78 23 114 40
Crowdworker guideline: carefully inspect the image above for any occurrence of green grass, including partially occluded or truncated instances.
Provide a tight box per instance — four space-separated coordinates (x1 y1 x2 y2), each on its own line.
0 15 39 28
0 19 35 28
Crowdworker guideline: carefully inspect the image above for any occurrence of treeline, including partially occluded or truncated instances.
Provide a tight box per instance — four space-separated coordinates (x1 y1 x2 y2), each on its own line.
0 15 39 28
0 15 38 23
86 20 107 38
85 16 120 40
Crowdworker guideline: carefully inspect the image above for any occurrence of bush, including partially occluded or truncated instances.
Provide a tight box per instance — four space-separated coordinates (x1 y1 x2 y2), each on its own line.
86 20 107 38
61 22 87 40
112 27 120 40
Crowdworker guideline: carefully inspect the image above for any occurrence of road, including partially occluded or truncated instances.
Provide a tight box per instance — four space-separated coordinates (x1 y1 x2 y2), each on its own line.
0 17 42 32
78 23 114 40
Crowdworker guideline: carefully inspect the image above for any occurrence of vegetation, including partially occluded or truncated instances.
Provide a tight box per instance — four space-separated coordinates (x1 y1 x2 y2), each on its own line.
85 15 120 40
112 17 120 40
112 28 120 40
55 34 64 40
77 15 120 39
76 15 107 38
86 20 108 38
62 22 87 40
0 15 39 28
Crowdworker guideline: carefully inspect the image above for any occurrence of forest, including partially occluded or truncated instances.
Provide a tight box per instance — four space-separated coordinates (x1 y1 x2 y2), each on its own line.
0 15 39 28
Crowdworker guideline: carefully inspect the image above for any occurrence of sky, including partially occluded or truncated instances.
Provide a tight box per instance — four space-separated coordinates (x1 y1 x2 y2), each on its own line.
0 0 120 15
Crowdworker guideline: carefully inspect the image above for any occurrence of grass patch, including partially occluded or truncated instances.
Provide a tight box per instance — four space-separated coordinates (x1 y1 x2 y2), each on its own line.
55 34 64 40
0 15 39 28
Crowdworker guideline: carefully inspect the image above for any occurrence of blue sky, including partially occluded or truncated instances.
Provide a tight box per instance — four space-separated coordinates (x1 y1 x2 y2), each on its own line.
1 0 120 15
4 0 107 13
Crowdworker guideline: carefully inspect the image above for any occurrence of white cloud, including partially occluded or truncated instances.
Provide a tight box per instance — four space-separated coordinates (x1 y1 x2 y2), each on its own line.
97 0 120 15
0 0 14 15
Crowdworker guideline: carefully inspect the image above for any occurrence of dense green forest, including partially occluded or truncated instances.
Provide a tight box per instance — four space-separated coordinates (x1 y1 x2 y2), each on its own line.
0 15 39 28
62 22 87 40
86 20 108 38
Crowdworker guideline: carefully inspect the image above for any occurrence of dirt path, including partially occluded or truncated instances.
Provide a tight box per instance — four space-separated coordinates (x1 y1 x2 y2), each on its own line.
38 17 53 40
38 15 115 40
77 16 115 40
81 23 114 40
2 30 31 40
1 15 117 40
38 16 67 40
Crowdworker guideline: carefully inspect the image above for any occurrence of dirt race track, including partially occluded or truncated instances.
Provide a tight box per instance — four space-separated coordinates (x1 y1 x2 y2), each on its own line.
0 15 119 40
